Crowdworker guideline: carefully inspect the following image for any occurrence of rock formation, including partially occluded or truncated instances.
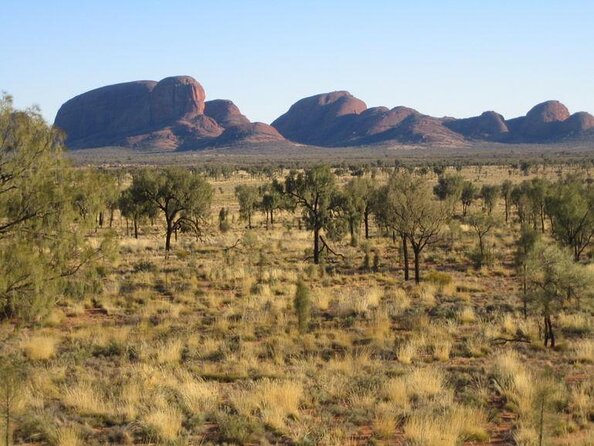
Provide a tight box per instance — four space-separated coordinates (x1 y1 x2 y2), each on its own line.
54 76 284 150
56 77 594 150
272 94 594 146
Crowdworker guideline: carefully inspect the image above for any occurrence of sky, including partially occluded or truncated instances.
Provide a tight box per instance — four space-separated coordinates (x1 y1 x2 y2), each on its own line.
1 1 593 124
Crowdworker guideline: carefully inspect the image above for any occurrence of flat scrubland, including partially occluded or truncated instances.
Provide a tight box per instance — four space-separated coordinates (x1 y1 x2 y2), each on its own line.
2 163 594 446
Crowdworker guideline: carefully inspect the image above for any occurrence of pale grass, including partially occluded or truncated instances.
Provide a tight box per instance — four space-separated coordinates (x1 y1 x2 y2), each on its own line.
53 426 81 446
22 335 59 360
458 306 476 324
396 339 421 364
385 287 411 313
433 340 453 361
143 407 183 441
558 313 593 333
405 367 447 401
373 404 397 438
230 378 303 430
62 382 111 416
492 350 535 419
384 378 410 410
572 339 594 362
404 404 488 445
412 283 436 306
570 381 593 422
155 338 184 364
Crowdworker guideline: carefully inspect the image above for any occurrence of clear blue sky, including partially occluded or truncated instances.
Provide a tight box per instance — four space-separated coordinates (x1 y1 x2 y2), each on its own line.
1 1 593 124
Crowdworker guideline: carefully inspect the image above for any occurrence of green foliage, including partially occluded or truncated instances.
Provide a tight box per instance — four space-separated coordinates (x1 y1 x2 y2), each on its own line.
466 211 499 269
545 177 594 261
460 181 478 216
282 166 342 263
235 184 260 229
433 174 464 206
0 94 111 321
526 241 594 346
130 168 213 251
380 171 450 282
480 184 500 214
294 279 312 333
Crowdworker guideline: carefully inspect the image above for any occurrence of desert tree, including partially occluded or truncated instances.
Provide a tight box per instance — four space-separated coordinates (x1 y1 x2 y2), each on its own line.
461 181 478 216
0 94 112 321
281 166 342 264
433 173 464 213
132 168 212 252
480 184 500 214
259 180 285 228
235 184 260 229
501 179 513 223
545 178 594 261
526 178 550 232
118 183 157 239
384 172 450 283
347 176 377 239
514 224 539 318
466 211 499 268
525 241 593 347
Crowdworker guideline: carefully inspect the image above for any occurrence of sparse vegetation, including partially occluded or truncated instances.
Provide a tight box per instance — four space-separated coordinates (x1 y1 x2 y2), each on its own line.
2 101 594 444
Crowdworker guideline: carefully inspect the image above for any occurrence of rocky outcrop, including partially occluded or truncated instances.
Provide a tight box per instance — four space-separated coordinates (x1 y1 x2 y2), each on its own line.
272 93 593 146
54 76 284 150
271 91 367 145
204 100 250 128
444 111 509 140
56 78 594 150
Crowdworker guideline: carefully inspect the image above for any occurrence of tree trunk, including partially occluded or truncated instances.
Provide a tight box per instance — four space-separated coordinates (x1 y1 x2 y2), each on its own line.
165 220 173 252
248 212 252 229
402 234 409 281
133 218 138 239
547 315 555 348
413 246 421 284
270 209 274 226
109 209 114 227
364 208 370 239
313 227 320 264
504 198 509 223
99 211 104 227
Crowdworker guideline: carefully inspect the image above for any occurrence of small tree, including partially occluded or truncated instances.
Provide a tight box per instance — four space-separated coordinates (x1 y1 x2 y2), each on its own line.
386 172 449 283
235 184 260 229
525 241 593 347
433 174 464 213
119 185 157 239
282 166 342 264
480 184 500 214
467 211 499 268
132 168 212 252
545 179 594 261
501 180 513 223
293 279 311 333
0 94 110 321
461 181 478 216
514 224 539 318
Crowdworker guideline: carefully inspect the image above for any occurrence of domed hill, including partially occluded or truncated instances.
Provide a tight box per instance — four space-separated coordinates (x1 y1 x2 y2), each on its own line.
272 92 464 146
444 111 509 140
271 91 367 146
504 100 594 142
54 76 284 150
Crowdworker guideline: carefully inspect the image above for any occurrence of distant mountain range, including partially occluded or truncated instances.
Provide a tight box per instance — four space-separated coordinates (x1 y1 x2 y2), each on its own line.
54 75 594 151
